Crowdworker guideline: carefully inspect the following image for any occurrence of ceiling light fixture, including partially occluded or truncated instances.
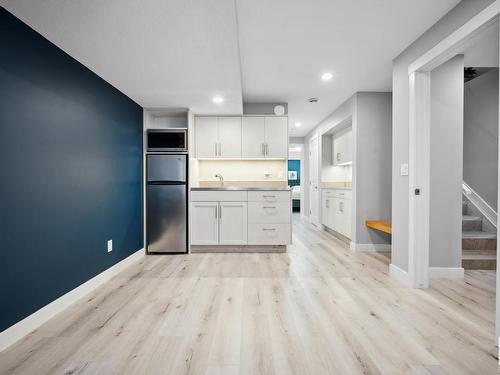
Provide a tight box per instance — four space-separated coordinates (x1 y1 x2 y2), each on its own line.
295 122 302 127
321 72 333 81
213 96 224 104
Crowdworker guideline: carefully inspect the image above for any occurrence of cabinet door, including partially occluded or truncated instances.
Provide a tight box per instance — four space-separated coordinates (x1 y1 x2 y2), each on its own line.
265 117 288 159
196 117 218 158
191 202 219 245
321 196 330 228
331 197 342 234
342 199 352 239
242 117 266 158
219 202 248 245
333 128 352 165
218 117 242 158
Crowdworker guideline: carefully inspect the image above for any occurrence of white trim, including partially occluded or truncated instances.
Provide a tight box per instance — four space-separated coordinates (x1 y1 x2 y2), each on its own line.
408 1 500 74
0 248 145 352
408 71 431 289
428 267 464 278
350 242 391 252
463 181 497 228
389 264 411 287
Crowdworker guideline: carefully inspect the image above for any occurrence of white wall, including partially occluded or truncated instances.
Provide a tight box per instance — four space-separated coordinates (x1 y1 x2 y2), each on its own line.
391 0 494 272
355 92 392 246
429 55 464 268
464 68 499 210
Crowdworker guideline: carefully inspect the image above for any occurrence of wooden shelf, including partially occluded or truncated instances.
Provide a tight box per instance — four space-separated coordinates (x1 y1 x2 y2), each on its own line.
366 220 392 234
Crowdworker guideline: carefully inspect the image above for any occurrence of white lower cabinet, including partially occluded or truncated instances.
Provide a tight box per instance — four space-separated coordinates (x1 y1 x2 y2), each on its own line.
191 190 291 247
190 201 247 245
191 202 219 245
321 189 352 239
219 202 247 245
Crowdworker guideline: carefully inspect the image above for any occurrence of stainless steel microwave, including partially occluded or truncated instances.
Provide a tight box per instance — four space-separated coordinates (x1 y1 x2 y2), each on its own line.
147 129 187 153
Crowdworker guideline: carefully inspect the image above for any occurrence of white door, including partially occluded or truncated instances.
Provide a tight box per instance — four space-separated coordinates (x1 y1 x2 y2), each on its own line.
309 137 319 226
196 117 218 158
321 195 330 228
265 116 288 158
242 117 266 158
191 202 219 245
218 117 242 158
219 202 248 245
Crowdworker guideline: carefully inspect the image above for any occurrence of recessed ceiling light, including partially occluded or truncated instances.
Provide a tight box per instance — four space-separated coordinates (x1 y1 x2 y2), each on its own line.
213 96 224 104
295 122 302 127
321 72 333 81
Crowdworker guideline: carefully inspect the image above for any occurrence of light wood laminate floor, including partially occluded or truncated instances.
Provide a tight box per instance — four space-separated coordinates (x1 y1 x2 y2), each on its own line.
0 214 498 374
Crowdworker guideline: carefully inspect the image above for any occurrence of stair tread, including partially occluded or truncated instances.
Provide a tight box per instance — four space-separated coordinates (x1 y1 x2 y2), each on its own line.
462 253 496 260
462 215 481 221
462 231 497 239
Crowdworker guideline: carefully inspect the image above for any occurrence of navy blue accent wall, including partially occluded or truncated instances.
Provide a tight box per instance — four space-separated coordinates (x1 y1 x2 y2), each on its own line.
288 160 301 186
0 8 143 331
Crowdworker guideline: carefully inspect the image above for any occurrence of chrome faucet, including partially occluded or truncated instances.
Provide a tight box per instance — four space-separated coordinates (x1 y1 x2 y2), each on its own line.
215 174 224 185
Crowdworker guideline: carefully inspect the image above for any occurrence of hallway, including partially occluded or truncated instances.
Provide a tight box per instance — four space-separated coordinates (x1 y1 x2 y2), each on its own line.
0 215 497 374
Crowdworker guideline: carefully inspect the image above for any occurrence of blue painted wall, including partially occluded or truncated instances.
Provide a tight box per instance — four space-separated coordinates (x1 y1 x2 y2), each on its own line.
288 159 301 187
0 8 143 331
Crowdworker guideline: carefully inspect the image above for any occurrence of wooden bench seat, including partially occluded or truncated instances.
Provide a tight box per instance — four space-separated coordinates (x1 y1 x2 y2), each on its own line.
365 220 392 234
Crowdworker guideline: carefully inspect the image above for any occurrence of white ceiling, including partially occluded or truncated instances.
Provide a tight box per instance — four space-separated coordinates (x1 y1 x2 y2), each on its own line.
2 0 461 135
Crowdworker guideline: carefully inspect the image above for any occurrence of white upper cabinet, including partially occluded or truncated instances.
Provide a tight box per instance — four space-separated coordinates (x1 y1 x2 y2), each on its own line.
264 117 288 158
332 127 352 165
242 117 266 158
218 117 242 158
195 117 218 158
196 116 287 160
195 116 242 158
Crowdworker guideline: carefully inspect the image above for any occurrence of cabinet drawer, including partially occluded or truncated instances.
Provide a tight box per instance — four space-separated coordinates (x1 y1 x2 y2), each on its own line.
322 189 351 200
191 190 247 202
248 224 291 245
247 191 290 203
248 201 290 223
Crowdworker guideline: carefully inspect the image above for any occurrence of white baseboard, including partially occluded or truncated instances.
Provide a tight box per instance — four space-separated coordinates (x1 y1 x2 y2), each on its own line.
389 263 411 286
350 242 391 252
0 248 145 352
428 267 464 278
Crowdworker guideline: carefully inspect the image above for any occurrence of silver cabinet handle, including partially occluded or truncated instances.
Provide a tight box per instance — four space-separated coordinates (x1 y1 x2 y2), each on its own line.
261 143 265 156
326 199 329 208
336 152 341 162
262 228 276 231
219 205 222 218
219 143 221 156
339 201 344 212
215 206 218 219
263 206 276 209
215 143 218 156
266 143 269 156
262 195 276 198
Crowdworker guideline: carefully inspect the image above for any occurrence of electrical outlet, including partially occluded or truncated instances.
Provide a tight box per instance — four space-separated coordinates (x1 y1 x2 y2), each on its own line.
107 239 113 252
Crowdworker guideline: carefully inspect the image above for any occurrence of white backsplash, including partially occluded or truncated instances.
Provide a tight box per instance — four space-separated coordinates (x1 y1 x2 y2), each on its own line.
322 164 352 182
198 160 287 181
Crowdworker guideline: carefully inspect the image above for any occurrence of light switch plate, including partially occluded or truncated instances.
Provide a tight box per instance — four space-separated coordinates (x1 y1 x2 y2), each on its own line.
400 163 409 176
107 239 113 252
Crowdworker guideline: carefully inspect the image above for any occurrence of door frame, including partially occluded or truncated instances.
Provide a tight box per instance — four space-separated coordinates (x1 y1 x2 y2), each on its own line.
308 136 320 225
407 1 499 289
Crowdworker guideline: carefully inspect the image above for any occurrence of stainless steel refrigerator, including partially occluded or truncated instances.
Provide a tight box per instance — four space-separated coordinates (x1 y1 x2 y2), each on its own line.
146 154 187 253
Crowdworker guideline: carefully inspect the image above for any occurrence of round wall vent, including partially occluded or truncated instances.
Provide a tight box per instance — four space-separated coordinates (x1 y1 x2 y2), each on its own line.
308 97 319 103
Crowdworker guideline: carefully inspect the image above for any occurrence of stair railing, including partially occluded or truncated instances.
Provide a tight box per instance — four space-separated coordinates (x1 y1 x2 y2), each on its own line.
462 181 497 228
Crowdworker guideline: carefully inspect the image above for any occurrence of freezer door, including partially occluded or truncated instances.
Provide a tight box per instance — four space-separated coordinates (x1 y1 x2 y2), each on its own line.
147 184 187 253
147 154 187 182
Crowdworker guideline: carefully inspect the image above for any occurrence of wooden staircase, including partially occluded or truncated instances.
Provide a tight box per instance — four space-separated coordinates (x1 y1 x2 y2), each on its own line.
462 201 497 270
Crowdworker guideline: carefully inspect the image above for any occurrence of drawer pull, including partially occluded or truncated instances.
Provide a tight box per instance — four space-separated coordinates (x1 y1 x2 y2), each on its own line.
262 195 276 198
263 206 276 209
262 228 276 231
